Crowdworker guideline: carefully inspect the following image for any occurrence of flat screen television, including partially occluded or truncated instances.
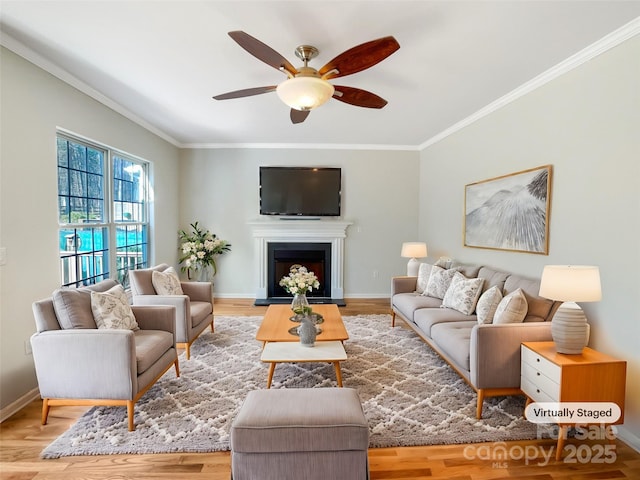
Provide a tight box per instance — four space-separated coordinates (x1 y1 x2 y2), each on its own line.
260 167 341 217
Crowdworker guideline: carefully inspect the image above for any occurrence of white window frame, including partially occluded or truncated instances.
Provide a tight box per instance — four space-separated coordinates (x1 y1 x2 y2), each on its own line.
56 131 150 287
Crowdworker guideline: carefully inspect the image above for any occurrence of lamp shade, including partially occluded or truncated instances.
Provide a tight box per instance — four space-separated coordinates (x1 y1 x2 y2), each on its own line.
276 76 335 111
539 265 602 302
400 242 428 259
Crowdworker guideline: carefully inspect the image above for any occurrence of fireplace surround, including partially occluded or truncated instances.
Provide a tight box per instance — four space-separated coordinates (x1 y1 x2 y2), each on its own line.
249 220 351 305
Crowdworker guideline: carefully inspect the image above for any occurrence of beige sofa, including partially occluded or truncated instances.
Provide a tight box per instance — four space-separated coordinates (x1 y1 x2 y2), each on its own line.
391 263 560 419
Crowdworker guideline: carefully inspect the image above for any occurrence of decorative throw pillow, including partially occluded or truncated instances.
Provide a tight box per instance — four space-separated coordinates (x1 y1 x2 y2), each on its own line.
52 288 97 329
416 263 432 294
493 288 528 324
152 267 184 295
90 284 139 330
441 273 485 315
434 257 452 269
424 266 458 299
476 286 503 324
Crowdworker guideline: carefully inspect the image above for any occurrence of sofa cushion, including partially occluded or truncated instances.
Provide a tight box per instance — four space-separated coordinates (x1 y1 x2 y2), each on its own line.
430 321 476 371
504 275 555 322
414 307 475 338
416 263 433 294
190 301 213 328
493 288 528 324
477 267 510 295
91 284 139 331
393 293 442 322
441 273 484 315
451 262 481 278
52 280 119 330
134 329 174 374
476 286 503 324
52 289 96 329
425 266 458 299
152 267 184 295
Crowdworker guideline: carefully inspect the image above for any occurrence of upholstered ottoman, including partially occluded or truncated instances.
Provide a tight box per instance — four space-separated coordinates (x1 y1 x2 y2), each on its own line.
230 388 369 480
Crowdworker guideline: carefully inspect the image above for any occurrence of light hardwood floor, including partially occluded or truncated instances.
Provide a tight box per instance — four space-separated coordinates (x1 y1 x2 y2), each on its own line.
1 298 638 480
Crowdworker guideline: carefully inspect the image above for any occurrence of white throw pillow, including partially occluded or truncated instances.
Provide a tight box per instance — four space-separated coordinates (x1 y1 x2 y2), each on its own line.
424 266 458 299
493 288 528 324
90 284 139 330
441 272 485 315
152 267 184 295
476 286 503 324
416 263 432 294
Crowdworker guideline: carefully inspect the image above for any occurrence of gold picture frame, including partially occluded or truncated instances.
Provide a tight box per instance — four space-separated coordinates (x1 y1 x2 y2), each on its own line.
464 165 552 254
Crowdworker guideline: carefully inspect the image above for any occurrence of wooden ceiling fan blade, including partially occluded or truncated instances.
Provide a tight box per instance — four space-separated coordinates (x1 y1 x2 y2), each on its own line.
213 86 277 100
290 109 310 124
228 31 298 76
332 86 388 109
319 36 400 79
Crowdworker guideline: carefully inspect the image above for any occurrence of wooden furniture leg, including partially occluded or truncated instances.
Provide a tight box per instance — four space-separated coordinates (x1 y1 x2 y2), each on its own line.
266 363 276 389
333 361 343 387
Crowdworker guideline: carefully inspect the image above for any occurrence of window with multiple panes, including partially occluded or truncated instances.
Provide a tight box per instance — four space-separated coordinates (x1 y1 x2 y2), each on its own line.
57 133 149 287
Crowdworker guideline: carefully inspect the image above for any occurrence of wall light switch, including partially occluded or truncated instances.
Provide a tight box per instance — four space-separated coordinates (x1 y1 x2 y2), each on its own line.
0 247 6 266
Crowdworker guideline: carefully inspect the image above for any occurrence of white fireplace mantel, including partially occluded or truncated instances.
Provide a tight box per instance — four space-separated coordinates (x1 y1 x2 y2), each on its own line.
248 220 352 300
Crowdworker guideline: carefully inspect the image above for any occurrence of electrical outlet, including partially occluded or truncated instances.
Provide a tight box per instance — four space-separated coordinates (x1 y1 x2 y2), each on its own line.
24 340 32 356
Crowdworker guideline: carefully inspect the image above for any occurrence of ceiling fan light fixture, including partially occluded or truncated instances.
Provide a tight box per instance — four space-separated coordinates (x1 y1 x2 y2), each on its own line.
276 76 335 111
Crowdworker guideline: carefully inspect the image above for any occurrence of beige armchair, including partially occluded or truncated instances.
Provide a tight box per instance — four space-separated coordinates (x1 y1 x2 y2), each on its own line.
31 279 180 431
129 264 214 359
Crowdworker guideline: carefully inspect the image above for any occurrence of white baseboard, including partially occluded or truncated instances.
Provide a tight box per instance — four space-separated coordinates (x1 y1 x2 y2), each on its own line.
0 387 40 423
617 426 640 454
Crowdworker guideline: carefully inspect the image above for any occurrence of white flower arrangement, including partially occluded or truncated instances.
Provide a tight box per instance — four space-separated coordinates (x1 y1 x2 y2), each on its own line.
279 264 320 295
178 222 231 277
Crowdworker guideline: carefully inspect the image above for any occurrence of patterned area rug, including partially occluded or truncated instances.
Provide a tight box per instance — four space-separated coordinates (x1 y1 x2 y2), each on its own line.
41 314 537 458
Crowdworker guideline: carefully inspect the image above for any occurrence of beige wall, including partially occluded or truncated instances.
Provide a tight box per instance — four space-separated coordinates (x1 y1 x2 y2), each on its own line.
418 36 640 446
0 48 180 413
178 148 420 297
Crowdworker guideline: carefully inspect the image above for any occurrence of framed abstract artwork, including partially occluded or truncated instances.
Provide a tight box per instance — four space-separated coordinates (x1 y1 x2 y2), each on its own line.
464 165 552 254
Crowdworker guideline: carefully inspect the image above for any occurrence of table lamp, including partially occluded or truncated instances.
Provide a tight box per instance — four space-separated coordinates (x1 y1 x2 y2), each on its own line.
401 242 428 276
539 265 602 354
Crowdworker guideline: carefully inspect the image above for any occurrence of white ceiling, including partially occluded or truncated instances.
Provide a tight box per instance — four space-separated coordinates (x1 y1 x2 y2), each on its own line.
1 1 639 148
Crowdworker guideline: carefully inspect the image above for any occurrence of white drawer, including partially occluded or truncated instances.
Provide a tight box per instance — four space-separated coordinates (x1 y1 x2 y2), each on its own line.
521 345 561 383
521 361 560 401
521 375 557 404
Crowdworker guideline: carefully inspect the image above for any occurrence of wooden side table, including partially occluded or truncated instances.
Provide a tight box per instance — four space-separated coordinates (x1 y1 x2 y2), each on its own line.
521 341 626 460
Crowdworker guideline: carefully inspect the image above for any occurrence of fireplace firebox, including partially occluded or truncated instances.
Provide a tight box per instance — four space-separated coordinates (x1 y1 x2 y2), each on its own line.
267 242 332 299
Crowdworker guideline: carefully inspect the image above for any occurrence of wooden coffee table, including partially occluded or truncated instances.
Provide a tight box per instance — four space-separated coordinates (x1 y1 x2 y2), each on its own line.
256 304 349 388
256 304 349 344
261 340 347 388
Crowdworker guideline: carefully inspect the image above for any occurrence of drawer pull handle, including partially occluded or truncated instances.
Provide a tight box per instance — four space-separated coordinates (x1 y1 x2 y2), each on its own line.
537 372 540 376
536 358 540 362
536 389 540 393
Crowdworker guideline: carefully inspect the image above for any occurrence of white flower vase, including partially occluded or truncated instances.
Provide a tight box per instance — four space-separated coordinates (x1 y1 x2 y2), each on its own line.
291 293 310 315
195 264 213 282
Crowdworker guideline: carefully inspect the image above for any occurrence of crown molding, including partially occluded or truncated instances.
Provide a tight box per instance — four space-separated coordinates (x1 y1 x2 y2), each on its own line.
419 16 640 151
182 142 419 151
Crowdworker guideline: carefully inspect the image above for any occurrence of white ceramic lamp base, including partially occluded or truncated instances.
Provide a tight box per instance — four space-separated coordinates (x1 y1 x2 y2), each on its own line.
551 301 590 354
406 258 420 277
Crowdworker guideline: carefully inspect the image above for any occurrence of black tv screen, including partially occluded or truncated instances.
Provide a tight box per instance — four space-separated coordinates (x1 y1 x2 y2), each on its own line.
260 167 341 216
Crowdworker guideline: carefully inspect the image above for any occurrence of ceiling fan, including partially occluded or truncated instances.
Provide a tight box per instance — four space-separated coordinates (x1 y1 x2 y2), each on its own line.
213 31 400 124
